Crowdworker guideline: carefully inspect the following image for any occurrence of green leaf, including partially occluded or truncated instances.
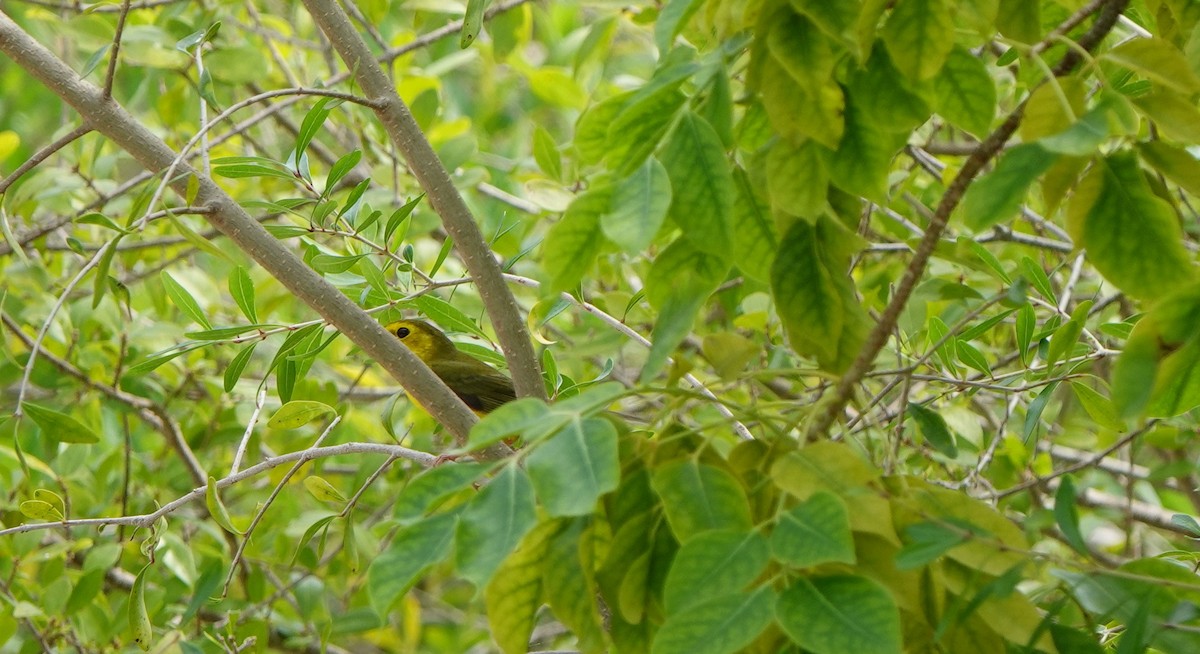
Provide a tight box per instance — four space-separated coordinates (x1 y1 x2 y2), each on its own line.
1139 141 1200 197
906 403 957 458
528 68 587 110
772 219 869 374
660 112 734 256
651 460 753 542
543 187 609 292
576 92 635 165
1020 78 1086 142
758 54 844 149
543 521 606 652
881 0 954 81
849 44 931 133
641 238 730 380
1022 381 1058 443
455 465 537 588
20 499 63 521
526 417 619 516
767 12 837 90
223 342 257 392
1046 302 1090 373
770 491 856 568
367 512 457 614
295 98 334 170
931 46 996 138
603 157 671 254
393 462 490 523
413 295 488 340
22 403 100 444
1019 256 1056 303
385 195 422 246
267 400 336 430
228 266 257 323
1170 513 1200 538
961 144 1056 231
213 163 297 181
532 126 562 181
1113 322 1160 419
460 0 487 47
1131 91 1200 144
664 530 770 615
77 211 129 233
955 340 991 376
823 96 893 202
607 85 688 175
730 168 778 283
790 0 858 50
767 138 828 219
776 576 902 654
303 476 347 504
1104 38 1200 95
467 398 555 449
1016 303 1035 364
66 569 105 615
652 587 775 654
160 271 212 329
206 476 242 535
655 0 705 53
1054 476 1088 554
485 521 559 654
1038 102 1112 156
642 292 705 383
995 0 1039 43
129 565 152 651
323 149 361 196
32 489 64 517
1067 152 1195 300
311 252 369 274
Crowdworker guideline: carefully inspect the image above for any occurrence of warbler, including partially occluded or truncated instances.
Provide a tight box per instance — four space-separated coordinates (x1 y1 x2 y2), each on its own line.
384 319 516 415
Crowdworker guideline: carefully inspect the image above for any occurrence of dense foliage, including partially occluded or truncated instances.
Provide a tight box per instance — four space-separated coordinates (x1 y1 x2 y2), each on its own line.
5 0 1200 652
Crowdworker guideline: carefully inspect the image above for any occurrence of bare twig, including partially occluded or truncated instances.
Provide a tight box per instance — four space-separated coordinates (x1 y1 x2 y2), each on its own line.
806 0 1131 441
299 0 546 403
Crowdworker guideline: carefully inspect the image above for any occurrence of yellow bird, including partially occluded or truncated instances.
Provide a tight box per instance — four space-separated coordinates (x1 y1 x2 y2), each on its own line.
384 319 516 415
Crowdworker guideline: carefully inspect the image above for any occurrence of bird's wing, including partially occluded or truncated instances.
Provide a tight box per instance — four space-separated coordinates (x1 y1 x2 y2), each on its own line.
430 361 517 413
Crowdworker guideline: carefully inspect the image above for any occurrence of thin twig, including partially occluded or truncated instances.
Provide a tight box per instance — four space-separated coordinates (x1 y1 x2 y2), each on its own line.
222 416 341 595
806 0 1131 441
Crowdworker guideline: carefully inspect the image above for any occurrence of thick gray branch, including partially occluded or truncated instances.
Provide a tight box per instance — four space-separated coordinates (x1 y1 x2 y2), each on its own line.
299 0 546 401
0 9 483 441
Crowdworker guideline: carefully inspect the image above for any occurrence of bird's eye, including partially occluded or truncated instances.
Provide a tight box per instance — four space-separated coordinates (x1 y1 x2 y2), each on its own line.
396 327 410 338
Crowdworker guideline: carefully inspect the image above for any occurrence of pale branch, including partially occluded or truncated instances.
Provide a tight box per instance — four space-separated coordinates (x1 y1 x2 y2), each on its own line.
299 0 546 402
0 441 437 539
0 11 488 444
806 0 1130 441
223 416 341 595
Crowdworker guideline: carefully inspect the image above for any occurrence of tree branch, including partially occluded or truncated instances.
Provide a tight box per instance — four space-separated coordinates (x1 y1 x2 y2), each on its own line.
806 0 1130 440
0 10 486 444
299 0 546 402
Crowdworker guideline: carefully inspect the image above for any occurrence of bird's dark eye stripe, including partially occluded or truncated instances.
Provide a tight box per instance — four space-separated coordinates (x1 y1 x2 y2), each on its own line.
397 327 410 338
